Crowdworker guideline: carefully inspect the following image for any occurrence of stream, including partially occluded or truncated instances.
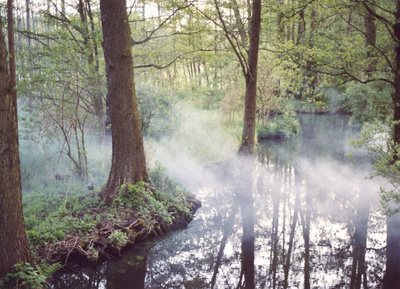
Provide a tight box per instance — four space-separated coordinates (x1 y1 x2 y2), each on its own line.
50 114 388 288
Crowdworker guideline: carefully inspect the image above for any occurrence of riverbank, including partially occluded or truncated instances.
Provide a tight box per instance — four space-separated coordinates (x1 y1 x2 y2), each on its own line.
24 165 201 266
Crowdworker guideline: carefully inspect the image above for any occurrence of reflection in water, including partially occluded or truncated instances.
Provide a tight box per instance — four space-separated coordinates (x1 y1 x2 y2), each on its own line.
51 115 388 288
384 213 400 288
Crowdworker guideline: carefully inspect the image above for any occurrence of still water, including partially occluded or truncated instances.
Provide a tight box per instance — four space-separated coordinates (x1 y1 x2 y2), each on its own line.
50 114 388 288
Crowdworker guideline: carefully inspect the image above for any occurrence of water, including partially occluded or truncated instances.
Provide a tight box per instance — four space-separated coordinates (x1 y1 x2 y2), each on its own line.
50 114 388 288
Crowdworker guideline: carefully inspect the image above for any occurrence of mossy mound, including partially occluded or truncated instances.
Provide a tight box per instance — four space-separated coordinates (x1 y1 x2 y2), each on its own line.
27 165 201 265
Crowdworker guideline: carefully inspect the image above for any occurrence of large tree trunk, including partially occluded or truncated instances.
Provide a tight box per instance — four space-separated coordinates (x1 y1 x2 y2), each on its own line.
0 13 33 278
238 0 261 155
99 0 148 203
383 3 400 287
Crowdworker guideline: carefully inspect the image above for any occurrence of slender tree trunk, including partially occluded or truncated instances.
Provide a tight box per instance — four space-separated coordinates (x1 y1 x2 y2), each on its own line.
99 0 148 203
238 0 261 155
0 13 33 278
7 0 16 88
364 5 376 75
26 0 31 47
232 0 247 47
392 1 400 147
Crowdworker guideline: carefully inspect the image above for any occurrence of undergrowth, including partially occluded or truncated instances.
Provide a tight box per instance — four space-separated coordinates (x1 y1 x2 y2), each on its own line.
22 163 199 265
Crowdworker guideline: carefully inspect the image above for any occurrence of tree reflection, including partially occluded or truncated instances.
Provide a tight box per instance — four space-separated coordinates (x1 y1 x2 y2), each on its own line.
49 115 388 289
232 156 255 289
350 186 370 289
383 212 400 288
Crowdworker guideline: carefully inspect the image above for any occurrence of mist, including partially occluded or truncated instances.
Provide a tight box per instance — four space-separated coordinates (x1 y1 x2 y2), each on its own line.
19 99 390 288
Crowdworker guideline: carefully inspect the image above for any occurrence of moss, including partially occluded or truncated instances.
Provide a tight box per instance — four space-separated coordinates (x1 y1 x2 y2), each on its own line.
25 164 201 265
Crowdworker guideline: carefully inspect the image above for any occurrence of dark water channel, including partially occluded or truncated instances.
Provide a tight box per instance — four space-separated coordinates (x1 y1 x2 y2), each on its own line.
50 114 388 288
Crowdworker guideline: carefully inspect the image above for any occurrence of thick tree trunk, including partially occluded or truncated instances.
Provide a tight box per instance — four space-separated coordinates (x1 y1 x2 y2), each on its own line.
0 14 33 278
383 5 400 286
99 0 148 202
238 0 261 155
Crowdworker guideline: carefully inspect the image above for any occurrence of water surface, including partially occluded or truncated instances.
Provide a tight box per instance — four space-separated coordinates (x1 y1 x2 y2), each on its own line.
51 114 387 288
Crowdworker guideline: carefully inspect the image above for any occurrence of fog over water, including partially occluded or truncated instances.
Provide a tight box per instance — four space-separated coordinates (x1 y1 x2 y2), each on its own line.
50 114 389 288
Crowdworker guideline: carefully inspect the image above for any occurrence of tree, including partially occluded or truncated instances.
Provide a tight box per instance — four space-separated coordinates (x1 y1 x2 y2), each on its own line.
99 0 148 202
7 0 16 88
239 0 261 155
0 10 33 278
193 0 261 154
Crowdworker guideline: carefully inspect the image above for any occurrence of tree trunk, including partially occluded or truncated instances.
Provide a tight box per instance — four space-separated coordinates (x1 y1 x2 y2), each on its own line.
25 0 31 48
392 1 400 147
238 0 261 155
385 4 400 272
0 13 33 278
384 3 400 286
7 0 16 88
99 0 148 203
364 5 376 75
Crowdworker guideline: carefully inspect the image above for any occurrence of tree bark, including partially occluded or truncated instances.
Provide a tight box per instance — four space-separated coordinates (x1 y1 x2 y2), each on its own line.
238 0 261 155
364 5 376 75
99 0 148 202
25 0 31 48
7 0 16 88
0 12 33 278
385 1 400 272
392 0 400 147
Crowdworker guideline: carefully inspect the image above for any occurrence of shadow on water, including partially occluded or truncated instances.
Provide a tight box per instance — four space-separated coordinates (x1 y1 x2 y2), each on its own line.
51 114 391 288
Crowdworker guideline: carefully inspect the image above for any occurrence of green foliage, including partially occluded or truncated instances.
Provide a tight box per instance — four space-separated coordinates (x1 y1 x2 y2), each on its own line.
112 164 194 229
36 262 63 279
0 263 47 289
136 81 178 139
257 102 299 141
350 120 400 215
114 182 171 227
23 183 99 248
149 164 192 216
108 231 129 248
342 82 391 123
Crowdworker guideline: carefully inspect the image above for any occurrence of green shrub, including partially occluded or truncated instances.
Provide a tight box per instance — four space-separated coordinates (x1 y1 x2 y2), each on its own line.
108 231 129 248
0 263 47 289
257 115 299 141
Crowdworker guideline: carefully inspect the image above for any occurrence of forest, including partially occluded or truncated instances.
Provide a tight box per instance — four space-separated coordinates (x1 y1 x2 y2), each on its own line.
1 0 400 288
